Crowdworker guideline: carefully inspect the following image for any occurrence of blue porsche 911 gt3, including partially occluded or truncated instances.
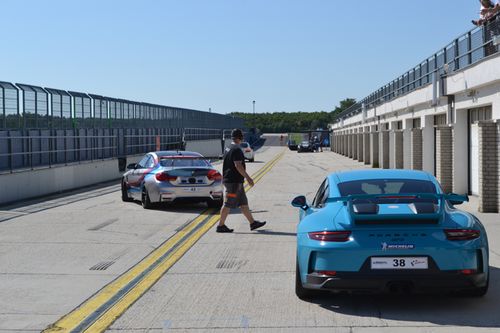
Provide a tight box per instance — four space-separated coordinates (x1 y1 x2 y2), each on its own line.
292 170 489 299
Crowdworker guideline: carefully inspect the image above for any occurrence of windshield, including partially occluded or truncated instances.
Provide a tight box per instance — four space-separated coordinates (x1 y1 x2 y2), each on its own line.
159 157 210 168
338 179 437 203
301 141 309 145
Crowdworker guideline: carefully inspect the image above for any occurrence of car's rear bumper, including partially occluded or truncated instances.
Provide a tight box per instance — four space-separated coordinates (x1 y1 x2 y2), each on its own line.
305 271 487 293
156 184 223 202
243 151 254 159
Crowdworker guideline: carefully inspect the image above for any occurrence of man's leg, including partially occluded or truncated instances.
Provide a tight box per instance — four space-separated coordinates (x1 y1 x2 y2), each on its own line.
218 206 230 226
240 205 255 224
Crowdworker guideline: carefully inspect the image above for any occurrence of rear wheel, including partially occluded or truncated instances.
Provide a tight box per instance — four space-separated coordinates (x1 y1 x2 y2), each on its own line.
121 180 133 202
249 157 254 162
460 274 489 297
296 260 320 300
141 186 153 209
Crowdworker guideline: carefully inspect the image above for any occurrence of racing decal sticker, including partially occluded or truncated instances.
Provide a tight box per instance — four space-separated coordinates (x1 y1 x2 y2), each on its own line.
381 242 415 251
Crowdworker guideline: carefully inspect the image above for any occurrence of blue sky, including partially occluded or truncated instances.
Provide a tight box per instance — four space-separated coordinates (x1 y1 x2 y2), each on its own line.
0 0 480 114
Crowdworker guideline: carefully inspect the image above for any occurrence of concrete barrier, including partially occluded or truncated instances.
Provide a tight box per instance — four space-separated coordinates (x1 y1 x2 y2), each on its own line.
185 139 223 158
0 155 143 206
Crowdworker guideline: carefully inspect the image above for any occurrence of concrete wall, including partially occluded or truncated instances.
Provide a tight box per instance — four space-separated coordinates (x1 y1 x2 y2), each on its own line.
186 139 224 157
0 155 142 205
0 138 227 205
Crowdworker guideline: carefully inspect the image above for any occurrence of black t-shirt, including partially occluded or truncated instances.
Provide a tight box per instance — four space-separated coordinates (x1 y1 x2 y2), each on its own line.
223 145 245 183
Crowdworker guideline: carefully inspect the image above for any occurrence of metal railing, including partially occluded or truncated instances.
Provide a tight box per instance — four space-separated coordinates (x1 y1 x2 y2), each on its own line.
0 127 236 173
0 82 244 130
334 16 500 122
0 133 118 171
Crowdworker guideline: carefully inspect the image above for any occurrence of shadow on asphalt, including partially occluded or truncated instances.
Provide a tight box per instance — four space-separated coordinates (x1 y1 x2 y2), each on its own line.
234 230 296 237
306 266 500 328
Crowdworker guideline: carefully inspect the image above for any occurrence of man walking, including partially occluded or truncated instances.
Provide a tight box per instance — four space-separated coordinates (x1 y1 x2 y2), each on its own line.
216 129 266 233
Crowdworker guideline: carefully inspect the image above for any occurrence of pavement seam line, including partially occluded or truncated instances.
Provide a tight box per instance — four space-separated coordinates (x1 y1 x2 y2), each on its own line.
43 149 285 333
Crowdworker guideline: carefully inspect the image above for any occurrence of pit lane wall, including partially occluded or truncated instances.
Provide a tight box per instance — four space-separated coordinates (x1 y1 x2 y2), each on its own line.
0 138 225 206
0 155 141 206
185 139 224 158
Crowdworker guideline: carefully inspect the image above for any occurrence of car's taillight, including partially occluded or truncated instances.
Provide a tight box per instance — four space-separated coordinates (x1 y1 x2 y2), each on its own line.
207 169 222 181
316 270 337 276
460 269 477 275
308 231 351 242
155 172 177 182
444 229 480 241
245 148 251 152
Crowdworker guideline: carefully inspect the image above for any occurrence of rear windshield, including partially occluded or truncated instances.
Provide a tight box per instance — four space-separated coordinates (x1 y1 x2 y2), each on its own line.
240 143 249 148
338 179 437 203
159 157 210 167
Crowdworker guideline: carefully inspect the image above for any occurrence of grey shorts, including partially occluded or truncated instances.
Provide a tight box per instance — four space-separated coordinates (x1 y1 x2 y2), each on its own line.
224 183 248 208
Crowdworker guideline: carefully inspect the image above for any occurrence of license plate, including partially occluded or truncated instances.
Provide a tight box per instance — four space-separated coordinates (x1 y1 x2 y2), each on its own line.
183 187 198 192
370 257 428 270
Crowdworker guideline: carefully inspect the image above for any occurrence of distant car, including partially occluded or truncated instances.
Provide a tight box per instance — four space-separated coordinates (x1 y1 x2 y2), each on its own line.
240 142 255 162
298 141 313 153
292 169 489 299
121 151 224 209
288 140 298 150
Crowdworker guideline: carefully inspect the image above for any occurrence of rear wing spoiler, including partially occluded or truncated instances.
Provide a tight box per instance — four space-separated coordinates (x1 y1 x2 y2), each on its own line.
326 193 469 224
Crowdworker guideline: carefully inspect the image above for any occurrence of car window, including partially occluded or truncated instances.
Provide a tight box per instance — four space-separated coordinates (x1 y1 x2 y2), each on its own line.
338 179 437 203
319 185 329 207
240 143 249 148
312 179 328 208
159 157 210 167
137 155 150 168
145 156 155 168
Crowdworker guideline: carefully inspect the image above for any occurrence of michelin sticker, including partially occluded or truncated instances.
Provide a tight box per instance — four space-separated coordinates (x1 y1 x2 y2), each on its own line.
381 242 415 251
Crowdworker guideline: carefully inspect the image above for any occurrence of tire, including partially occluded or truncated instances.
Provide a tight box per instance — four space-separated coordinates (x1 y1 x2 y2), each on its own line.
141 186 153 209
296 260 320 300
207 198 223 208
121 180 133 202
460 274 489 297
249 157 254 162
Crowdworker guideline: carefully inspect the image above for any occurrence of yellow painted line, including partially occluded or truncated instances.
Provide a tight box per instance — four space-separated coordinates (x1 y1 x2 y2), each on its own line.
44 148 286 333
85 212 222 332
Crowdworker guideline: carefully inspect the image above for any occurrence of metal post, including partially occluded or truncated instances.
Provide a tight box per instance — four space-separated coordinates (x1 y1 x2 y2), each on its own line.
8 131 12 172
467 31 472 65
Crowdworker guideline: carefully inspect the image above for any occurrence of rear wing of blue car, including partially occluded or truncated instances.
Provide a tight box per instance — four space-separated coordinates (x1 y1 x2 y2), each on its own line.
326 193 469 225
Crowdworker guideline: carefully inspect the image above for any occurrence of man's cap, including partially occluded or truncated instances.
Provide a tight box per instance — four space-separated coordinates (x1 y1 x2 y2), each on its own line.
231 128 244 139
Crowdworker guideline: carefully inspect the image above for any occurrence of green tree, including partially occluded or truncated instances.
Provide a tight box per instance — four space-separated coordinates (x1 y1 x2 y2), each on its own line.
230 98 356 133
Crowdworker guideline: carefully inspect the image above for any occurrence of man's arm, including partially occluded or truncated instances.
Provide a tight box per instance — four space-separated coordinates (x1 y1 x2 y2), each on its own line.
234 160 254 186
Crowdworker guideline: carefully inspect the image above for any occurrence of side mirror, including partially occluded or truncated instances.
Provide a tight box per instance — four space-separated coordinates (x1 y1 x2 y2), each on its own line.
291 195 309 210
127 163 137 170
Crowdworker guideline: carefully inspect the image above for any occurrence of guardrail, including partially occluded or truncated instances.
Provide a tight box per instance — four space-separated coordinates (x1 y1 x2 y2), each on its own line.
334 16 500 122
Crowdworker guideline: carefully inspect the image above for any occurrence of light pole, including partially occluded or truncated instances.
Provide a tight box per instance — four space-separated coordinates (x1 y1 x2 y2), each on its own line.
252 100 255 130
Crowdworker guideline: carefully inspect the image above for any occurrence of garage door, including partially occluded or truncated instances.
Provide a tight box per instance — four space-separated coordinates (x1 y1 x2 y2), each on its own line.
468 106 492 195
469 123 479 195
